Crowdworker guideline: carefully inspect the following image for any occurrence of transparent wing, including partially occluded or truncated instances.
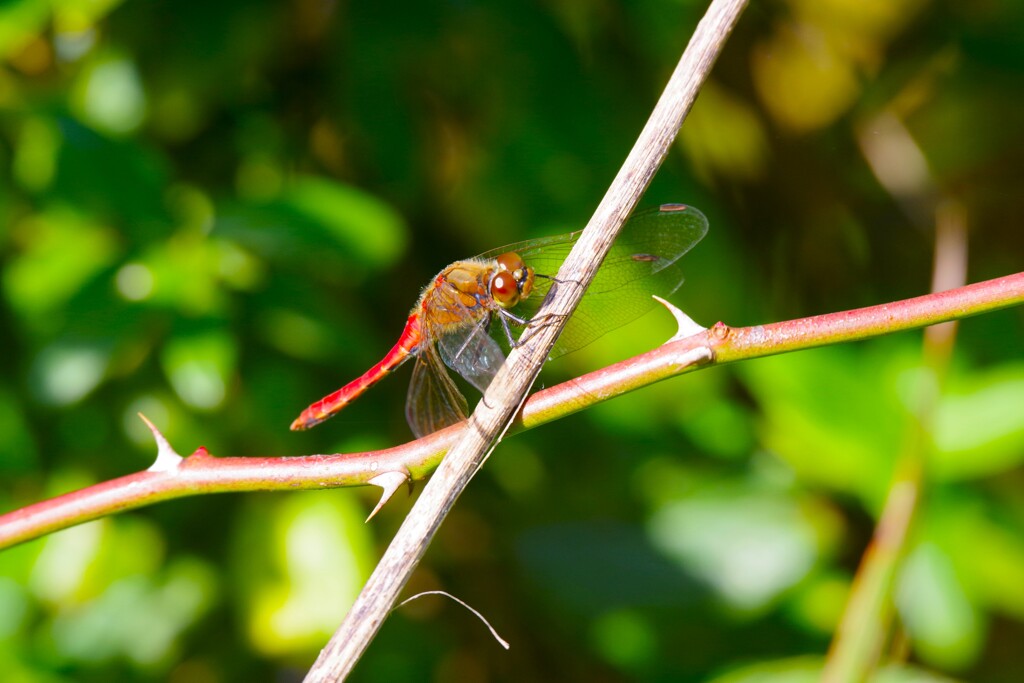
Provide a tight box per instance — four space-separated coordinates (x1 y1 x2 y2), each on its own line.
479 204 709 358
405 345 469 438
437 319 506 395
403 203 708 435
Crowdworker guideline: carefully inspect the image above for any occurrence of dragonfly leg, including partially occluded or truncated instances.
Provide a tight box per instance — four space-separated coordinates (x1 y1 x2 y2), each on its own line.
497 308 534 348
500 313 519 348
535 272 581 295
500 308 530 327
503 313 569 350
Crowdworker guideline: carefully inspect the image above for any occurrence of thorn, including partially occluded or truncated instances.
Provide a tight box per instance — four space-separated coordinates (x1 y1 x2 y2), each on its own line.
653 295 707 342
139 413 184 472
366 471 410 522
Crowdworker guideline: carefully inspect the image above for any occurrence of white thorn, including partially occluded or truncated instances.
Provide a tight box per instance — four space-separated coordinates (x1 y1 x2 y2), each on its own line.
653 295 707 342
139 413 184 472
366 471 410 522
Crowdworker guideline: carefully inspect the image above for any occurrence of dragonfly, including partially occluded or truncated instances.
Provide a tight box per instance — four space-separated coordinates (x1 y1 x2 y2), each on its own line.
291 203 708 438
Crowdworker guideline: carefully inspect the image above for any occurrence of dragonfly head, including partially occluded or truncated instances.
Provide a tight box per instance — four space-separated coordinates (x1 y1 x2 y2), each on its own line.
491 252 535 309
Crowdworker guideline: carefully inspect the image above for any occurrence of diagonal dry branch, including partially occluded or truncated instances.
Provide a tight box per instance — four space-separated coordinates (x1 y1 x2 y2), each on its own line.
303 0 751 679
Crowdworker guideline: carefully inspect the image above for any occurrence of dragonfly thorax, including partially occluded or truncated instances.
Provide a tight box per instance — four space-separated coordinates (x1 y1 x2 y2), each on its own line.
490 252 535 309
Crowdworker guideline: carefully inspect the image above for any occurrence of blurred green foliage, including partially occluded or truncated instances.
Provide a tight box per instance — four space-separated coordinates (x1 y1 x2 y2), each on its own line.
1 0 1023 681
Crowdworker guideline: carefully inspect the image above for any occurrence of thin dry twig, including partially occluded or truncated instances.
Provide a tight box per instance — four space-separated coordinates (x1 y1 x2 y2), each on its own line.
303 1 751 679
394 591 510 650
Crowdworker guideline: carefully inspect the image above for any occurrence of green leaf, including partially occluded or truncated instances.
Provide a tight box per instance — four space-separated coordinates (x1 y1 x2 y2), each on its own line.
740 345 911 505
647 486 836 613
0 0 50 59
160 330 237 411
923 494 1024 620
897 542 984 670
30 341 112 407
215 177 407 276
930 365 1024 480
70 53 147 136
3 206 120 320
230 493 374 657
589 609 657 670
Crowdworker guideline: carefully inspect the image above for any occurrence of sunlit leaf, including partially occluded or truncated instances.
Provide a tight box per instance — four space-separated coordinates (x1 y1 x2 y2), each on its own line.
160 330 236 411
0 0 49 59
930 365 1024 480
0 576 31 640
132 235 230 314
648 486 837 612
679 81 769 182
30 341 112 406
786 571 850 634
740 346 910 505
46 558 216 667
231 493 374 657
897 542 984 669
13 116 60 191
3 207 119 320
924 496 1024 620
70 53 147 135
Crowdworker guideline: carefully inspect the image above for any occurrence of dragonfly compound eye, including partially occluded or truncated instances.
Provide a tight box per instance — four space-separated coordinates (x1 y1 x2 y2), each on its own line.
495 252 525 274
490 270 521 308
492 252 535 308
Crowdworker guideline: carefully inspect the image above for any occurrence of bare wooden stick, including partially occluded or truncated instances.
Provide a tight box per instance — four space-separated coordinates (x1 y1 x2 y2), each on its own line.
303 0 751 679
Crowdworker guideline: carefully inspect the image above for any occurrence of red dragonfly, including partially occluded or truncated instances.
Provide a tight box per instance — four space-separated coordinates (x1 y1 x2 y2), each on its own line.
291 203 708 438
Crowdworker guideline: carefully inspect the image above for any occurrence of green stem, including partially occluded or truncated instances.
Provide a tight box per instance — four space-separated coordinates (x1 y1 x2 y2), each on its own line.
821 270 964 681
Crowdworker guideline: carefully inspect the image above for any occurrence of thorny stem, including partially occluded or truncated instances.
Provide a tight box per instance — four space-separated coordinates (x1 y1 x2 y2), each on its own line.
1 270 1020 554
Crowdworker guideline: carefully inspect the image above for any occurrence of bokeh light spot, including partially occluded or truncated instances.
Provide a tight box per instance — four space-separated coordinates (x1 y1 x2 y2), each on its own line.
73 56 146 134
34 344 110 406
116 263 154 301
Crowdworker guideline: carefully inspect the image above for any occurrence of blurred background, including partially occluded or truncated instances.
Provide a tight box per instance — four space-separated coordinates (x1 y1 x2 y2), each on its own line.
2 0 1023 681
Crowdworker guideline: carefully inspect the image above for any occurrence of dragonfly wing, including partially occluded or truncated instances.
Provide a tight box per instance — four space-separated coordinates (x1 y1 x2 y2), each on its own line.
498 204 709 357
437 320 506 395
405 345 469 438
